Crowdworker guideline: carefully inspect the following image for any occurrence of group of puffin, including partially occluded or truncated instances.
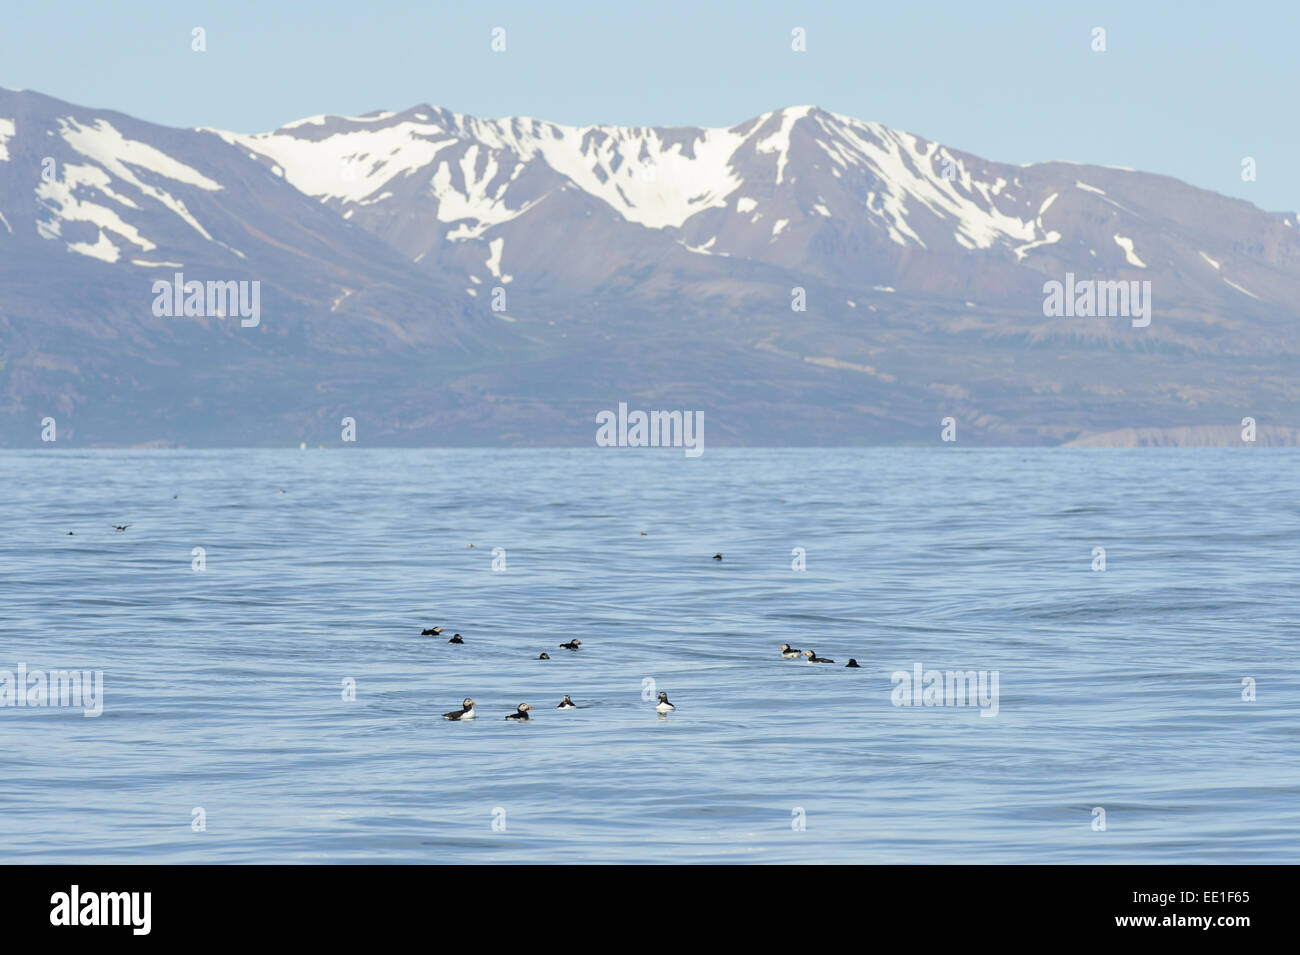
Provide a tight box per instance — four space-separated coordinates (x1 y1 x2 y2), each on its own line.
425 625 675 721
440 691 674 721
780 643 861 667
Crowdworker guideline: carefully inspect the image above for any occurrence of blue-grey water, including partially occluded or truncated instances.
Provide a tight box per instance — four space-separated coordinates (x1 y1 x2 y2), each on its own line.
2 448 1297 863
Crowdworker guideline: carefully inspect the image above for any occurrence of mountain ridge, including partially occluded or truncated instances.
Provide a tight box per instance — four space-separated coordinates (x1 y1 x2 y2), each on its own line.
2 89 1298 447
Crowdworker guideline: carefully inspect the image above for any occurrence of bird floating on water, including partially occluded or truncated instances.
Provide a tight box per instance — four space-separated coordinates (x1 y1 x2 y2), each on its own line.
443 698 476 721
559 639 582 651
421 626 444 636
713 552 722 561
447 633 464 644
538 653 550 660
505 703 533 721
803 649 835 663
655 691 675 713
779 643 802 659
845 658 861 668
113 525 130 532
557 695 576 709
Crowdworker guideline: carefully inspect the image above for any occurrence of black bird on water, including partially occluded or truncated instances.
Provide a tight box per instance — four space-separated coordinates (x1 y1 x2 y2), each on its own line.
447 633 464 644
713 552 723 561
845 658 861 668
538 653 550 660
421 626 445 636
559 639 582 651
113 525 130 532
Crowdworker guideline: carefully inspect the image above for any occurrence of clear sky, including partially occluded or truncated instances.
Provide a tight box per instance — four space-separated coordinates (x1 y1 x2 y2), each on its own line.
3 0 1296 211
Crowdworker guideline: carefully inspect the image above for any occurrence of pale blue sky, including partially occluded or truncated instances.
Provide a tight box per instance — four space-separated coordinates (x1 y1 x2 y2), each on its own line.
3 0 1296 211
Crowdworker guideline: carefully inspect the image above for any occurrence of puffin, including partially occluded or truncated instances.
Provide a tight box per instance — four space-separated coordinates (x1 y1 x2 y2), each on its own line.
443 698 476 721
712 552 722 561
113 525 130 532
421 626 445 636
556 695 577 709
803 649 835 663
447 633 464 644
845 658 861 668
505 703 533 721
655 691 675 713
538 653 550 660
779 643 802 659
559 639 582 651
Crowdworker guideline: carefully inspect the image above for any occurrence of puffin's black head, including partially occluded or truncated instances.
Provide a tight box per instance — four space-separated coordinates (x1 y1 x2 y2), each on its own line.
538 653 550 660
657 691 669 702
463 698 475 708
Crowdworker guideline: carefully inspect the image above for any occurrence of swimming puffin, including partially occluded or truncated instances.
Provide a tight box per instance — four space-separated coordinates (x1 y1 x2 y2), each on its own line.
556 695 576 709
713 552 722 561
779 643 802 659
538 652 550 660
421 626 445 636
845 658 861 668
505 703 533 721
447 633 464 644
443 698 476 720
559 639 582 651
655 691 675 713
803 649 834 663
113 525 130 532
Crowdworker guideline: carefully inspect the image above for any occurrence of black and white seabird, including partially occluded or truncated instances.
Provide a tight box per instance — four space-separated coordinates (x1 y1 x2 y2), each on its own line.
655 691 675 713
112 525 130 532
845 658 861 668
421 626 445 636
538 653 550 660
447 633 464 644
559 639 582 651
505 703 533 721
779 642 802 659
803 649 834 663
443 698 476 721
557 695 576 709
713 552 723 561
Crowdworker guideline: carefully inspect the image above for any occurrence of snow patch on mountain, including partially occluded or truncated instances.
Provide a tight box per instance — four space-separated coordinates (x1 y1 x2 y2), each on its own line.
485 236 512 282
754 105 812 184
0 117 14 161
815 113 1038 251
58 118 220 240
1224 278 1260 299
36 162 158 261
1113 235 1146 268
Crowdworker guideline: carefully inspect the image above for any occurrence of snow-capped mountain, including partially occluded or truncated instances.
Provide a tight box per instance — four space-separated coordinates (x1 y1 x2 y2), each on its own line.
211 102 1300 311
2 88 1299 446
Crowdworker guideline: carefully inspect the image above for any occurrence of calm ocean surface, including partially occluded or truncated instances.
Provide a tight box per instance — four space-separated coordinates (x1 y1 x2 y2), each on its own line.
1 448 1297 863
